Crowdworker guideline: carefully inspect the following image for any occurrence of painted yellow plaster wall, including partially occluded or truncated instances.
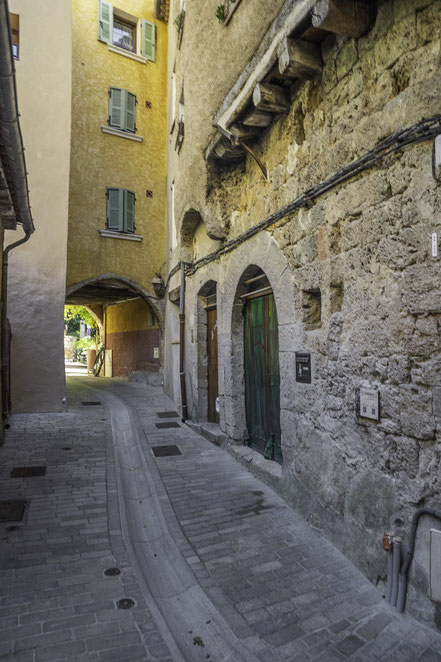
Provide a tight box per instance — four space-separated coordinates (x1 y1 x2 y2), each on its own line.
106 298 157 334
67 0 167 293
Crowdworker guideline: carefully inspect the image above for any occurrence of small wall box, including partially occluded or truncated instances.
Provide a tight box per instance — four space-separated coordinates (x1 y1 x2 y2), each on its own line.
355 387 380 421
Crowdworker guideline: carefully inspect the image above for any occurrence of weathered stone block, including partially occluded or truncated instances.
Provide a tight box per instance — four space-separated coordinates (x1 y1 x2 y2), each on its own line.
346 470 395 530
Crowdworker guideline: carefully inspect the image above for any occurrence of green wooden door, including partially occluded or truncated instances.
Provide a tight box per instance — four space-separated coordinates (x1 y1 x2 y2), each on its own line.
244 293 282 464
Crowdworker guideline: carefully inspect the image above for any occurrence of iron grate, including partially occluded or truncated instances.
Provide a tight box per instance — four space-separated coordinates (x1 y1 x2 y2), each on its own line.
152 445 182 458
155 422 180 429
0 499 27 522
10 466 46 478
156 411 179 418
81 401 102 406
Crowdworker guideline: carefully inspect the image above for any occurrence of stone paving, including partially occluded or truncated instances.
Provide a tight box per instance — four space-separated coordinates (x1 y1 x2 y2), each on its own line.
1 375 441 661
0 379 172 662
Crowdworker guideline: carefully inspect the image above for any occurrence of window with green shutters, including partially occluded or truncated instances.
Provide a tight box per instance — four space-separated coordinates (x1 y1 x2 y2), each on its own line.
98 1 156 62
109 88 137 133
106 188 136 233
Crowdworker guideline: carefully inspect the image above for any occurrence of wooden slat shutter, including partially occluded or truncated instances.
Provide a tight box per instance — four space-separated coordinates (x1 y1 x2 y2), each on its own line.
126 92 136 133
109 87 123 129
124 190 135 232
142 19 156 61
98 0 113 44
107 188 124 231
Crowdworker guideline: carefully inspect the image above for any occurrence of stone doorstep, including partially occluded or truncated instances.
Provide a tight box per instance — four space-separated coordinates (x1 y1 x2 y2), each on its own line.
186 421 228 447
185 421 283 487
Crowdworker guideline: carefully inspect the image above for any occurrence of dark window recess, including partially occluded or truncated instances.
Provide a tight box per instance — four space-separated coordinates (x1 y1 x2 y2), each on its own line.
81 401 102 406
0 499 26 522
152 445 182 457
302 289 321 329
10 466 46 478
156 411 179 418
155 421 180 429
175 120 184 152
10 13 19 59
330 282 344 313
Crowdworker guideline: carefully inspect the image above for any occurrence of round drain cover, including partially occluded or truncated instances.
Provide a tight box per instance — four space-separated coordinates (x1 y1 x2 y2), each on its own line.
104 567 121 577
117 598 135 610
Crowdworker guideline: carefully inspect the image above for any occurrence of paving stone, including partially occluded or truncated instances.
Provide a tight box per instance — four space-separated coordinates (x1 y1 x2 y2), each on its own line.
3 378 441 662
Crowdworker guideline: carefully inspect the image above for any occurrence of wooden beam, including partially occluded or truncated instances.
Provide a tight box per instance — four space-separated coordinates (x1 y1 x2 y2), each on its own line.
229 123 262 141
252 83 290 114
278 37 322 80
242 108 273 127
311 0 375 38
214 143 244 160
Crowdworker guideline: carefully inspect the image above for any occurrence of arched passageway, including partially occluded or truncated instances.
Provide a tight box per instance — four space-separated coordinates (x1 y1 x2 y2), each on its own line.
66 274 163 379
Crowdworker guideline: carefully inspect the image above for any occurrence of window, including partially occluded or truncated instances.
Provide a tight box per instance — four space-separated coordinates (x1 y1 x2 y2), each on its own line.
98 0 156 62
113 16 136 52
108 88 136 133
106 188 136 233
9 13 19 60
175 88 184 151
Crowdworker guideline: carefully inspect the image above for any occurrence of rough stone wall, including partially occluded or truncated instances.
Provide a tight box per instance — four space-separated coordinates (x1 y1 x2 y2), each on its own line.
174 0 441 627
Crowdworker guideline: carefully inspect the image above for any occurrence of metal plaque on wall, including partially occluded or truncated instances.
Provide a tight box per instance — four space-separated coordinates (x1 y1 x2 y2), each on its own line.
355 387 380 421
295 353 311 384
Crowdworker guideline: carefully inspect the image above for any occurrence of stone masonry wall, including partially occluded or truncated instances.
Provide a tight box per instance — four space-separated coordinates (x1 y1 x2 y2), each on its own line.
184 0 441 627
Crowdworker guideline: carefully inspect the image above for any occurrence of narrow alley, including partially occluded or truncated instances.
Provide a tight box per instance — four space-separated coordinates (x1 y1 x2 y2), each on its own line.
1 376 441 662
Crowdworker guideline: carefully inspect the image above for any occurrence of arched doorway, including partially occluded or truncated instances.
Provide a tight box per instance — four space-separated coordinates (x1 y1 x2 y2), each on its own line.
197 280 219 423
239 267 282 464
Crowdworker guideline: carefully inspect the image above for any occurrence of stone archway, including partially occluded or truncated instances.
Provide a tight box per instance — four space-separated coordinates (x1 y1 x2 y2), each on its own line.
180 208 203 262
219 232 297 467
66 273 164 379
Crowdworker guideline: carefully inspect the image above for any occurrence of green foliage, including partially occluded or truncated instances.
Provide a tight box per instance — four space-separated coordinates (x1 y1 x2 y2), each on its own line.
73 336 97 351
64 305 98 339
64 305 96 328
174 10 184 29
216 4 225 21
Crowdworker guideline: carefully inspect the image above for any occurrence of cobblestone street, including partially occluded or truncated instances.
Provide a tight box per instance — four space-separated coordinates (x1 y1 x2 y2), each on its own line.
1 376 441 661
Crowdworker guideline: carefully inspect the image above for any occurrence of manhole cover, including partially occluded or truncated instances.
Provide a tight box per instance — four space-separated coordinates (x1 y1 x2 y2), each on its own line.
62 447 72 451
10 466 46 478
81 401 101 406
6 525 21 532
152 445 182 458
117 598 135 609
157 411 179 418
155 422 180 429
104 567 121 577
0 500 26 522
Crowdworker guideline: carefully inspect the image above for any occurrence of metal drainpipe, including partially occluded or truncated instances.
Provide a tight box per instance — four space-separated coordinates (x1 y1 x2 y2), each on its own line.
179 262 188 422
1 230 31 427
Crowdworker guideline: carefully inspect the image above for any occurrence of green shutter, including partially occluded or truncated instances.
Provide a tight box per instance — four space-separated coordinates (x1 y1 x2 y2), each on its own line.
98 0 113 43
109 88 123 129
107 188 124 231
124 190 135 232
142 19 156 61
126 92 136 133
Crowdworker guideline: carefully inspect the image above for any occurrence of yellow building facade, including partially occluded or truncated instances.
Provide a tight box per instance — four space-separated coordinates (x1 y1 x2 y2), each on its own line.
67 0 168 378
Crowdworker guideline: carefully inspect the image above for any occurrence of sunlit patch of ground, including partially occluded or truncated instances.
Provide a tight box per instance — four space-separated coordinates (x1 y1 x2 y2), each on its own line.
65 360 89 376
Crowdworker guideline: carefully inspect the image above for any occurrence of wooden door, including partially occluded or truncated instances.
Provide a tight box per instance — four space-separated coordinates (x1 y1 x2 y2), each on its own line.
207 307 219 423
244 293 282 463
